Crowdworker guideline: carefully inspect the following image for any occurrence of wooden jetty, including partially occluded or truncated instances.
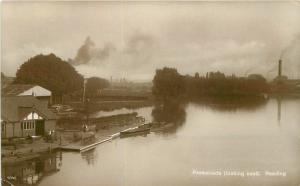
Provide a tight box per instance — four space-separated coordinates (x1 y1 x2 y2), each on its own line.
59 125 146 152
59 137 113 152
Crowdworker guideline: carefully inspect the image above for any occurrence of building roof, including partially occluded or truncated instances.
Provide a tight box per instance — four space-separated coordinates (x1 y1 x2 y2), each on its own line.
2 84 51 97
2 84 35 96
1 96 57 122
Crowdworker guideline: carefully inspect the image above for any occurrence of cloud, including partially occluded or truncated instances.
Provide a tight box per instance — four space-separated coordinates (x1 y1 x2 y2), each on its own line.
2 2 300 80
125 32 155 55
2 43 56 76
74 33 271 80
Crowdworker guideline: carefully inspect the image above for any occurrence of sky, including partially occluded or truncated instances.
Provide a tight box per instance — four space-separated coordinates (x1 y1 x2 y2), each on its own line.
2 1 300 81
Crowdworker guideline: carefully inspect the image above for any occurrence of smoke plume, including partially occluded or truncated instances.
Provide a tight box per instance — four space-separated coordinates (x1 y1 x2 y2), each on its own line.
280 34 300 59
280 34 300 77
70 36 116 65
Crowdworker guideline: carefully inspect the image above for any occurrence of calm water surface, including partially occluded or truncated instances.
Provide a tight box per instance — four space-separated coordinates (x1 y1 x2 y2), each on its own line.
3 99 300 186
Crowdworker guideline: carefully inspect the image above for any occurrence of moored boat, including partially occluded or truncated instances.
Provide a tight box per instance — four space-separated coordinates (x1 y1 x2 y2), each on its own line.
150 122 174 132
120 127 150 137
138 122 152 129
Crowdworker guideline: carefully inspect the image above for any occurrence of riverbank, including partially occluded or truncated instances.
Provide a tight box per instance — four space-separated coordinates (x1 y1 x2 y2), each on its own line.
1 138 59 165
2 105 153 165
1 118 148 165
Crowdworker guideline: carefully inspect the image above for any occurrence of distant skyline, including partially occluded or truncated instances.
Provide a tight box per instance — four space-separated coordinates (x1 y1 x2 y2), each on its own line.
2 1 300 81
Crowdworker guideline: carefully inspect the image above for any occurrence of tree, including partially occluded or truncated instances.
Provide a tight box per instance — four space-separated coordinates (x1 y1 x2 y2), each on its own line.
14 53 84 95
85 77 110 98
152 67 185 101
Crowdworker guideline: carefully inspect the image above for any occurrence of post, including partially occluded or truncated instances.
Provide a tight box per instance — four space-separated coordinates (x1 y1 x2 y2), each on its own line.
83 78 88 104
49 144 52 153
278 59 282 77
82 78 90 129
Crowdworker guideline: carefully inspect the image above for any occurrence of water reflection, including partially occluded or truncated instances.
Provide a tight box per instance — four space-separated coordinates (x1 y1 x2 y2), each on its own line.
81 149 98 165
151 97 268 135
192 97 268 112
30 99 300 186
1 152 62 186
277 97 282 125
151 100 186 134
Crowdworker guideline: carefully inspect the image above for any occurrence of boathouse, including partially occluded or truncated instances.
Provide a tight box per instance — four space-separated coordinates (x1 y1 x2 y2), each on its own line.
1 96 57 138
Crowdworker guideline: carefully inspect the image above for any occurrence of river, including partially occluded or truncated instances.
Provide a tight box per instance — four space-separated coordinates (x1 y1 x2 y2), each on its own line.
2 98 300 186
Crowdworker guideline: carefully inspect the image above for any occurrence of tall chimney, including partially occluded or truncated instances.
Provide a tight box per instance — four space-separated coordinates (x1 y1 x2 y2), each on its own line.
278 59 282 77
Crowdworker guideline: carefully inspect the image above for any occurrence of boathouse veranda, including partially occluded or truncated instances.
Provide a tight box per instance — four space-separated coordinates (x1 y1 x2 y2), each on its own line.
1 96 57 138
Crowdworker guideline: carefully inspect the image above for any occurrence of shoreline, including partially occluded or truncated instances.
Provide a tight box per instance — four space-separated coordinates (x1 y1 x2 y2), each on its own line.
1 121 149 165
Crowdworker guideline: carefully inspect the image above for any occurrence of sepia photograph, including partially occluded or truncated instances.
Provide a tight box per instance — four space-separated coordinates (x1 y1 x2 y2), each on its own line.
1 1 300 186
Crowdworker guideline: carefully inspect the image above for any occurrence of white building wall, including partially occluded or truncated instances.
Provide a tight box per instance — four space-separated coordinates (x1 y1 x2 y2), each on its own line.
4 123 14 138
14 123 22 137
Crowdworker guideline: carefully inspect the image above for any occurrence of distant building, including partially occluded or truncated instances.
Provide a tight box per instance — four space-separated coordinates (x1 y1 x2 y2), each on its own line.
247 74 266 81
272 77 300 94
271 59 300 94
1 96 57 138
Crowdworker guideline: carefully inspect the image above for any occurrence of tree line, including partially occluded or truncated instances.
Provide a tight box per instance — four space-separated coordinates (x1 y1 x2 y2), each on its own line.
152 67 269 101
